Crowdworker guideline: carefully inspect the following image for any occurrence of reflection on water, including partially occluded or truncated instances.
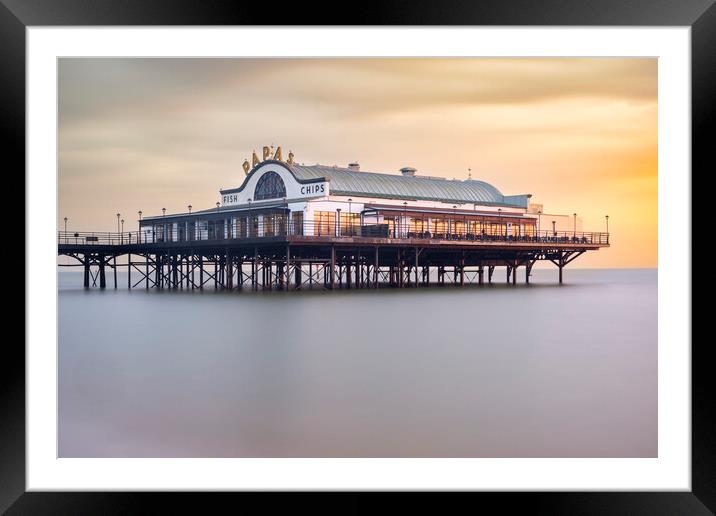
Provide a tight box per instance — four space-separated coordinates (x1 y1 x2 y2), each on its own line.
58 268 657 457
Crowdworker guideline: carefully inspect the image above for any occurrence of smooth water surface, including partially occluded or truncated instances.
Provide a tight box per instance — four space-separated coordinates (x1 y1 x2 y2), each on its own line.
58 268 657 457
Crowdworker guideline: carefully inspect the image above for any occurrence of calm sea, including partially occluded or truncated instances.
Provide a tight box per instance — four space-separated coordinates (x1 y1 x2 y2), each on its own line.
58 268 657 457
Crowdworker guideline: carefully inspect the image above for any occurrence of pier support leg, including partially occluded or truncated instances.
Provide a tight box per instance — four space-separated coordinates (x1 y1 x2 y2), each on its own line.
227 250 233 291
173 255 179 289
127 253 131 289
199 255 204 289
526 261 533 284
191 255 195 290
415 248 419 287
286 245 291 291
295 260 302 288
512 263 517 285
374 247 379 288
488 265 495 284
83 259 90 288
99 256 106 289
478 265 484 285
252 247 257 291
330 246 336 290
460 258 465 287
113 256 117 289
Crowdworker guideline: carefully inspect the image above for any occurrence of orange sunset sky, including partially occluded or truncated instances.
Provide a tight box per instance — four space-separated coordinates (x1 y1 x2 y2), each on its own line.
58 58 657 268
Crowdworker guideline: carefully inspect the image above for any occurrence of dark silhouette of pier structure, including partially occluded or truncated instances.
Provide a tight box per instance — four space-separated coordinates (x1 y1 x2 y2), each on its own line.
58 222 609 290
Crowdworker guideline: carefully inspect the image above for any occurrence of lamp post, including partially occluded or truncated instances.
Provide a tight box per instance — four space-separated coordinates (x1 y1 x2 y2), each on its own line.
348 198 353 236
188 204 192 214
606 214 609 244
248 198 252 237
537 209 542 236
449 205 456 239
336 208 341 237
138 211 142 243
216 202 221 239
498 208 502 239
116 213 120 233
121 219 124 244
282 197 287 236
403 201 408 238
573 213 577 239
552 220 556 237
63 217 68 243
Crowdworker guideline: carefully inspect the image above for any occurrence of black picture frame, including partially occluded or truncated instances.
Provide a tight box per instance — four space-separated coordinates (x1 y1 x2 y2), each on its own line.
4 1 710 513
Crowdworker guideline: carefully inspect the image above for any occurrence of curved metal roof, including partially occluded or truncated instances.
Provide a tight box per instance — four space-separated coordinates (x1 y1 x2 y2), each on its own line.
289 164 529 208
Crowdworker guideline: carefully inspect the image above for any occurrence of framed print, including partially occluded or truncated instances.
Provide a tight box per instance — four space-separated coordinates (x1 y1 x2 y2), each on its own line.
5 0 712 513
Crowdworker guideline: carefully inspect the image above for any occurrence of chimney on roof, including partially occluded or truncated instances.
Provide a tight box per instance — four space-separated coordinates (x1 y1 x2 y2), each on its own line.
348 162 360 171
400 167 417 177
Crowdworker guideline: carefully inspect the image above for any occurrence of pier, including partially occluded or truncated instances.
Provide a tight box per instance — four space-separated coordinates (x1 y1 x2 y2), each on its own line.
58 152 610 290
58 224 609 290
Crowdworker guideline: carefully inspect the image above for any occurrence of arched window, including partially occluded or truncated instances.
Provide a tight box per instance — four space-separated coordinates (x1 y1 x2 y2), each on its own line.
254 171 286 201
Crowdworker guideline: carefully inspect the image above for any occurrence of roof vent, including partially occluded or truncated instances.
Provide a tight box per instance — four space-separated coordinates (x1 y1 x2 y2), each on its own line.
348 162 360 171
400 167 417 177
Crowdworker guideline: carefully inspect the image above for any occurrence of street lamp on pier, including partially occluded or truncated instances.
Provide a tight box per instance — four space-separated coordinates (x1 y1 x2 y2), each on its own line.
552 220 556 237
606 215 609 244
403 201 408 238
537 209 542 235
116 213 121 235
138 211 142 242
348 198 353 235
64 217 68 243
188 204 192 214
248 198 252 237
498 208 502 238
573 213 577 239
336 208 341 237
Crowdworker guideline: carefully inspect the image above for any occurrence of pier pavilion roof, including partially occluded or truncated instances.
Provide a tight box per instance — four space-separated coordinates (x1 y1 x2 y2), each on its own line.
288 164 530 208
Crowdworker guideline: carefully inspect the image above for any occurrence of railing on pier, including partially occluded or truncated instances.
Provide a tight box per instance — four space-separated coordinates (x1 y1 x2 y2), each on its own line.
58 223 610 247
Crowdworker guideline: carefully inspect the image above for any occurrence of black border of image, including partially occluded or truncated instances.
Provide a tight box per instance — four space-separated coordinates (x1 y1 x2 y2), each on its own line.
3 1 710 513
